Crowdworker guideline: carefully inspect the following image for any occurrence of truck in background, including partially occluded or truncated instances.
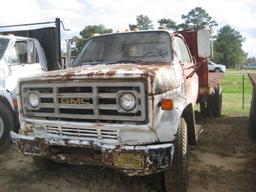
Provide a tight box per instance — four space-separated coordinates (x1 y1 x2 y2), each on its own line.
11 28 223 192
248 74 256 138
0 18 63 153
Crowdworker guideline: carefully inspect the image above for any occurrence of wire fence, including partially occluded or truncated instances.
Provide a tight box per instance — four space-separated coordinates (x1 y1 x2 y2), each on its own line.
222 73 253 115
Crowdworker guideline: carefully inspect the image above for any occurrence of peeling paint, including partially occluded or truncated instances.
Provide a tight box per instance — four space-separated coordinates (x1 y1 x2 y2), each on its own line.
11 131 174 176
20 63 180 95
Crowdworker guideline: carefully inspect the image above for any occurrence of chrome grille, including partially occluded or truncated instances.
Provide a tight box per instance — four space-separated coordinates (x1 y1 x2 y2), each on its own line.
46 125 118 140
21 81 146 122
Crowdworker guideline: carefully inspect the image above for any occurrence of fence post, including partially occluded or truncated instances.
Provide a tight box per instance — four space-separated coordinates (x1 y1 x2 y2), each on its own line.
242 74 245 110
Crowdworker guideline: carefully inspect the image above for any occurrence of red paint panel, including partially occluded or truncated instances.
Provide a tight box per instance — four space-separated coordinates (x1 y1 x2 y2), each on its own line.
179 31 209 88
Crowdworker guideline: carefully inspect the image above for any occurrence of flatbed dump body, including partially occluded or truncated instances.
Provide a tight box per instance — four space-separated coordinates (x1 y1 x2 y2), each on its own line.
0 18 62 71
249 74 256 87
248 73 256 138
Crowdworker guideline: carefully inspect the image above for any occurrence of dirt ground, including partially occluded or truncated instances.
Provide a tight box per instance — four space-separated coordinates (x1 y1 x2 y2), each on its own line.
0 116 256 192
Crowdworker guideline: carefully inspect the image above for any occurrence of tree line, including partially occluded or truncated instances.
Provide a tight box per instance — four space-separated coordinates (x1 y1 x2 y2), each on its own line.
73 7 247 67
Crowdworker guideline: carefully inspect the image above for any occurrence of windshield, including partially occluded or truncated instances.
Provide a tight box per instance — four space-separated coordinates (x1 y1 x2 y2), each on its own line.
72 31 172 66
0 38 9 60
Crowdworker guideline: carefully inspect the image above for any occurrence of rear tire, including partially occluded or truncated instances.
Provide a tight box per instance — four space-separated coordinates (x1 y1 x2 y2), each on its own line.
164 118 188 192
212 86 222 117
0 100 15 154
199 85 222 117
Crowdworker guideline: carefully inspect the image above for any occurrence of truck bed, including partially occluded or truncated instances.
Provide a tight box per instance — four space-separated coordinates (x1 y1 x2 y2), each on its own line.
249 73 256 87
208 72 224 89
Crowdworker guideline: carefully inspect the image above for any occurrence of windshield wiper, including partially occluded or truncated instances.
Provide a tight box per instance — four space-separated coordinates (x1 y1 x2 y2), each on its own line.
107 58 145 64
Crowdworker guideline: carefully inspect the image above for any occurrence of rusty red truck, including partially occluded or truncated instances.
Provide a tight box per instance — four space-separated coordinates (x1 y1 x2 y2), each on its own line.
11 29 222 192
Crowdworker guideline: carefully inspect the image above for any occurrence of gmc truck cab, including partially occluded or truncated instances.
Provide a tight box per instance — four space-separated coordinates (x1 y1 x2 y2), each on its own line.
11 29 211 192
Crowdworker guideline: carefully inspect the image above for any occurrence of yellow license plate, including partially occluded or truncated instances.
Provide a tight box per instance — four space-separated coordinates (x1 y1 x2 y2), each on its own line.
113 153 144 169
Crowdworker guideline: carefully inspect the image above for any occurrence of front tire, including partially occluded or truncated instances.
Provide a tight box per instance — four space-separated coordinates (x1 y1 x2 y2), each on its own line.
0 100 15 154
164 118 188 192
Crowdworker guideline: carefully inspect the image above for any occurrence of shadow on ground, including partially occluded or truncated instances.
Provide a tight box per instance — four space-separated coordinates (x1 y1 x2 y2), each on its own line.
0 116 256 192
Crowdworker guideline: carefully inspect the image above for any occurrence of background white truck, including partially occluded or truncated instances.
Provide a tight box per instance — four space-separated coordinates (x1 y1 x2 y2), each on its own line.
0 18 63 153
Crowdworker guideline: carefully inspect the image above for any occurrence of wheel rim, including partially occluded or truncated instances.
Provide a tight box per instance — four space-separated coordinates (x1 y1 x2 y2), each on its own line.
0 117 4 138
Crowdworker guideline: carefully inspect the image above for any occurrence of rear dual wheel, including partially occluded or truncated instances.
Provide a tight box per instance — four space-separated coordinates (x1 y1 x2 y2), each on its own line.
211 86 222 117
199 85 222 117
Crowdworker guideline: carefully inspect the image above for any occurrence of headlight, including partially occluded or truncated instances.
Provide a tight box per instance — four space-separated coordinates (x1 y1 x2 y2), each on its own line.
119 92 136 111
28 93 39 108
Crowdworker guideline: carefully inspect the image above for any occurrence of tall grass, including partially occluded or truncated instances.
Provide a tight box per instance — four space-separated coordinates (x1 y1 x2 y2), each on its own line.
222 69 254 115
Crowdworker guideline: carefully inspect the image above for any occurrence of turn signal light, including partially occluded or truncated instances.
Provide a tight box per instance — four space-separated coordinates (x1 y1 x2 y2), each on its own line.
161 99 173 110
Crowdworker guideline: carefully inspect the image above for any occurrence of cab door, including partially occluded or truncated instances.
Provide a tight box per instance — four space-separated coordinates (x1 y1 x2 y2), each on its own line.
5 40 43 94
173 36 199 104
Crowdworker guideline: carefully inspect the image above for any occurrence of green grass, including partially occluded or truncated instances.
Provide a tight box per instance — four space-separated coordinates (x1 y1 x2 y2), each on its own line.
221 69 254 116
222 75 252 94
226 68 256 74
222 93 252 115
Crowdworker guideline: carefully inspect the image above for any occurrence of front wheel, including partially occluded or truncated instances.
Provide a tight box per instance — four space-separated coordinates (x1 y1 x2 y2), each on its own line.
0 100 15 154
164 118 188 192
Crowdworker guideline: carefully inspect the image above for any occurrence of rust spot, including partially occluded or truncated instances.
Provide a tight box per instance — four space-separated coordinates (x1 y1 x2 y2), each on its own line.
64 72 76 80
105 70 117 76
29 63 179 94
94 71 105 76
86 72 95 77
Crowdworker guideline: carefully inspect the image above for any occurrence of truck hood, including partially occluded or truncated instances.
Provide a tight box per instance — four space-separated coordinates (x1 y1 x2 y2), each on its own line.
22 63 180 95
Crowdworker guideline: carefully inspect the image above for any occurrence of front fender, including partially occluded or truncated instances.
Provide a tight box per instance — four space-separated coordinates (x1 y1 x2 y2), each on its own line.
152 87 188 142
0 87 14 109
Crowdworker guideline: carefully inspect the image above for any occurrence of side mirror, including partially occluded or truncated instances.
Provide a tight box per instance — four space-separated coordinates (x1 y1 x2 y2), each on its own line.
197 29 213 58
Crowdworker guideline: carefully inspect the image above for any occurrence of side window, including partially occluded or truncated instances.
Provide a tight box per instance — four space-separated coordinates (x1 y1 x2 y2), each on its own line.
173 39 182 62
8 40 39 65
8 46 19 64
27 40 39 64
15 41 28 64
174 37 192 63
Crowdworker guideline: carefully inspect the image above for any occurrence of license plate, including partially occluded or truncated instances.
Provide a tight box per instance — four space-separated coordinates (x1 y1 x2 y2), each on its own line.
113 153 144 169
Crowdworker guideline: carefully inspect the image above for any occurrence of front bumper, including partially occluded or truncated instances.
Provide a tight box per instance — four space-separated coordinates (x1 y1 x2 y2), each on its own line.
11 131 174 176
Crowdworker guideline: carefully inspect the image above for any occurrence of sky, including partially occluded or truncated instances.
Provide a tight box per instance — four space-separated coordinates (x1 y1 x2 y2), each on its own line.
0 0 255 57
